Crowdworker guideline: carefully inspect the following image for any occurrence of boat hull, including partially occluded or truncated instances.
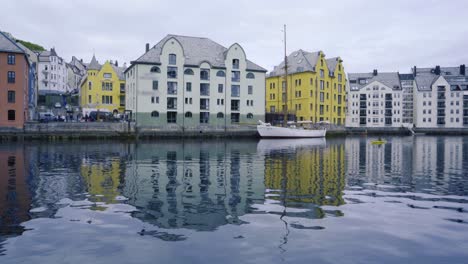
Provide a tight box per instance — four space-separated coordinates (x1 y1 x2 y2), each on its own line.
257 125 326 138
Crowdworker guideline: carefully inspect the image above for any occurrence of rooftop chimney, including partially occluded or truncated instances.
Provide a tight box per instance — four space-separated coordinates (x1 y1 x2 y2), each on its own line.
115 60 119 67
460 64 466 76
413 66 417 76
145 43 150 53
373 69 378 76
435 65 441 75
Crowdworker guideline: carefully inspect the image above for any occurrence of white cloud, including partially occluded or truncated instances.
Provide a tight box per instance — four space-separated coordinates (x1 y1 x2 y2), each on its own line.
1 0 467 73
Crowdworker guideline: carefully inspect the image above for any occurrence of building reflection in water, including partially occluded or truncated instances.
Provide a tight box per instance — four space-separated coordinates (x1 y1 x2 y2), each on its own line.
260 139 346 217
345 136 468 195
122 140 265 231
0 145 32 238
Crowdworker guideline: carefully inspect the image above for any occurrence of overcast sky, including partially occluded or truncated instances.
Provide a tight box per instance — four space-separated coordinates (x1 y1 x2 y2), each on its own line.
2 0 467 73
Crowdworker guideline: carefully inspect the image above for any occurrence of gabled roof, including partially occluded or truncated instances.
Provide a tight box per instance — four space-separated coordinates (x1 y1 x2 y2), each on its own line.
0 31 25 54
111 64 126 81
133 34 266 72
326 57 340 73
348 72 401 90
269 49 321 77
414 74 437 91
88 55 101 70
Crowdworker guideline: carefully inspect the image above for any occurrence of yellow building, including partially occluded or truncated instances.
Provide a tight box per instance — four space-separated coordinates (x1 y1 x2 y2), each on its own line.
80 55 126 114
266 50 347 125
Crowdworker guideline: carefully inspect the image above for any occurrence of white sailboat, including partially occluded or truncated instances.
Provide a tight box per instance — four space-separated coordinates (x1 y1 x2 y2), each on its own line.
257 121 326 138
257 25 326 138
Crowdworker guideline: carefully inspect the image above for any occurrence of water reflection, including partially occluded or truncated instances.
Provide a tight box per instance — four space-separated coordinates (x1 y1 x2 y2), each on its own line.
0 137 467 263
123 140 265 230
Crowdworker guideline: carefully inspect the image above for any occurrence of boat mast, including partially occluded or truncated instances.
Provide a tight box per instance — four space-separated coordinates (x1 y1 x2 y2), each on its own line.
283 24 288 127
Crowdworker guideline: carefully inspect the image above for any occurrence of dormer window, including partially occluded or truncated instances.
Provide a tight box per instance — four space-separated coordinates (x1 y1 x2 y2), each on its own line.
232 59 239 69
169 54 176 65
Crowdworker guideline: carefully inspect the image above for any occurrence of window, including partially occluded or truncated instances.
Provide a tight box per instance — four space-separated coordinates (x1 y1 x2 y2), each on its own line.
88 95 92 103
153 80 159 90
120 95 125 106
270 106 276 112
167 112 177 123
200 99 209 110
232 59 239 69
231 113 240 123
246 72 255 79
151 111 159 117
7 110 15 121
184 68 194 75
151 96 159 104
338 74 342 82
167 82 177 95
248 85 253 95
200 83 210 96
7 71 15 83
320 69 324 78
102 95 113 104
217 112 224 118
231 85 240 97
200 69 210 80
247 113 253 119
167 98 177 109
232 71 240 82
320 92 324 102
167 67 177 78
103 73 112 78
231 100 240 111
216 70 225 77
7 54 15 65
218 84 223 93
169 54 176 65
102 82 113 91
120 83 125 93
7 91 15 103
186 82 192 92
319 105 324 115
200 112 209 123
150 66 161 73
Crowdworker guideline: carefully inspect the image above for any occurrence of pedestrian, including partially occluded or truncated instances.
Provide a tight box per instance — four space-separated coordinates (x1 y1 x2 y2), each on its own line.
85 114 89 122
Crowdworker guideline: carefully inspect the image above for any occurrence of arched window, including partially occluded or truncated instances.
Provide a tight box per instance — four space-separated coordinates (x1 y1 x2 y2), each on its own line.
246 72 255 79
150 66 161 73
151 111 159 117
216 70 225 77
217 112 224 118
232 59 239 69
247 113 253 119
185 112 192 118
200 69 210 80
184 68 194 75
169 54 176 65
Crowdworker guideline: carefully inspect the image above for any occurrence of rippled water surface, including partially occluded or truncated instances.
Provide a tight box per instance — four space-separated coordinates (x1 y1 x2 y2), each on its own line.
1 136 468 263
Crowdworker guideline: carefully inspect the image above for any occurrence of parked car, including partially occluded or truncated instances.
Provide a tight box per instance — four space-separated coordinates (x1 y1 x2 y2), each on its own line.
39 112 55 123
89 111 116 122
54 102 62 108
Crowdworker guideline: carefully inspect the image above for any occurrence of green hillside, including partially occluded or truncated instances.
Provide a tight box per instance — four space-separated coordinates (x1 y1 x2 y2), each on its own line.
17 39 45 51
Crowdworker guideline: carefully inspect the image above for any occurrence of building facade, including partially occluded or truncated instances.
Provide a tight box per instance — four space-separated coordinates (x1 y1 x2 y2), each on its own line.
38 48 68 93
346 65 468 129
265 50 347 125
413 65 468 128
125 34 266 129
346 70 405 128
80 56 126 114
0 32 29 129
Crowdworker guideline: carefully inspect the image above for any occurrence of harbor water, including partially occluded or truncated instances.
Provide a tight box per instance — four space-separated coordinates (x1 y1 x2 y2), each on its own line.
0 136 467 263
